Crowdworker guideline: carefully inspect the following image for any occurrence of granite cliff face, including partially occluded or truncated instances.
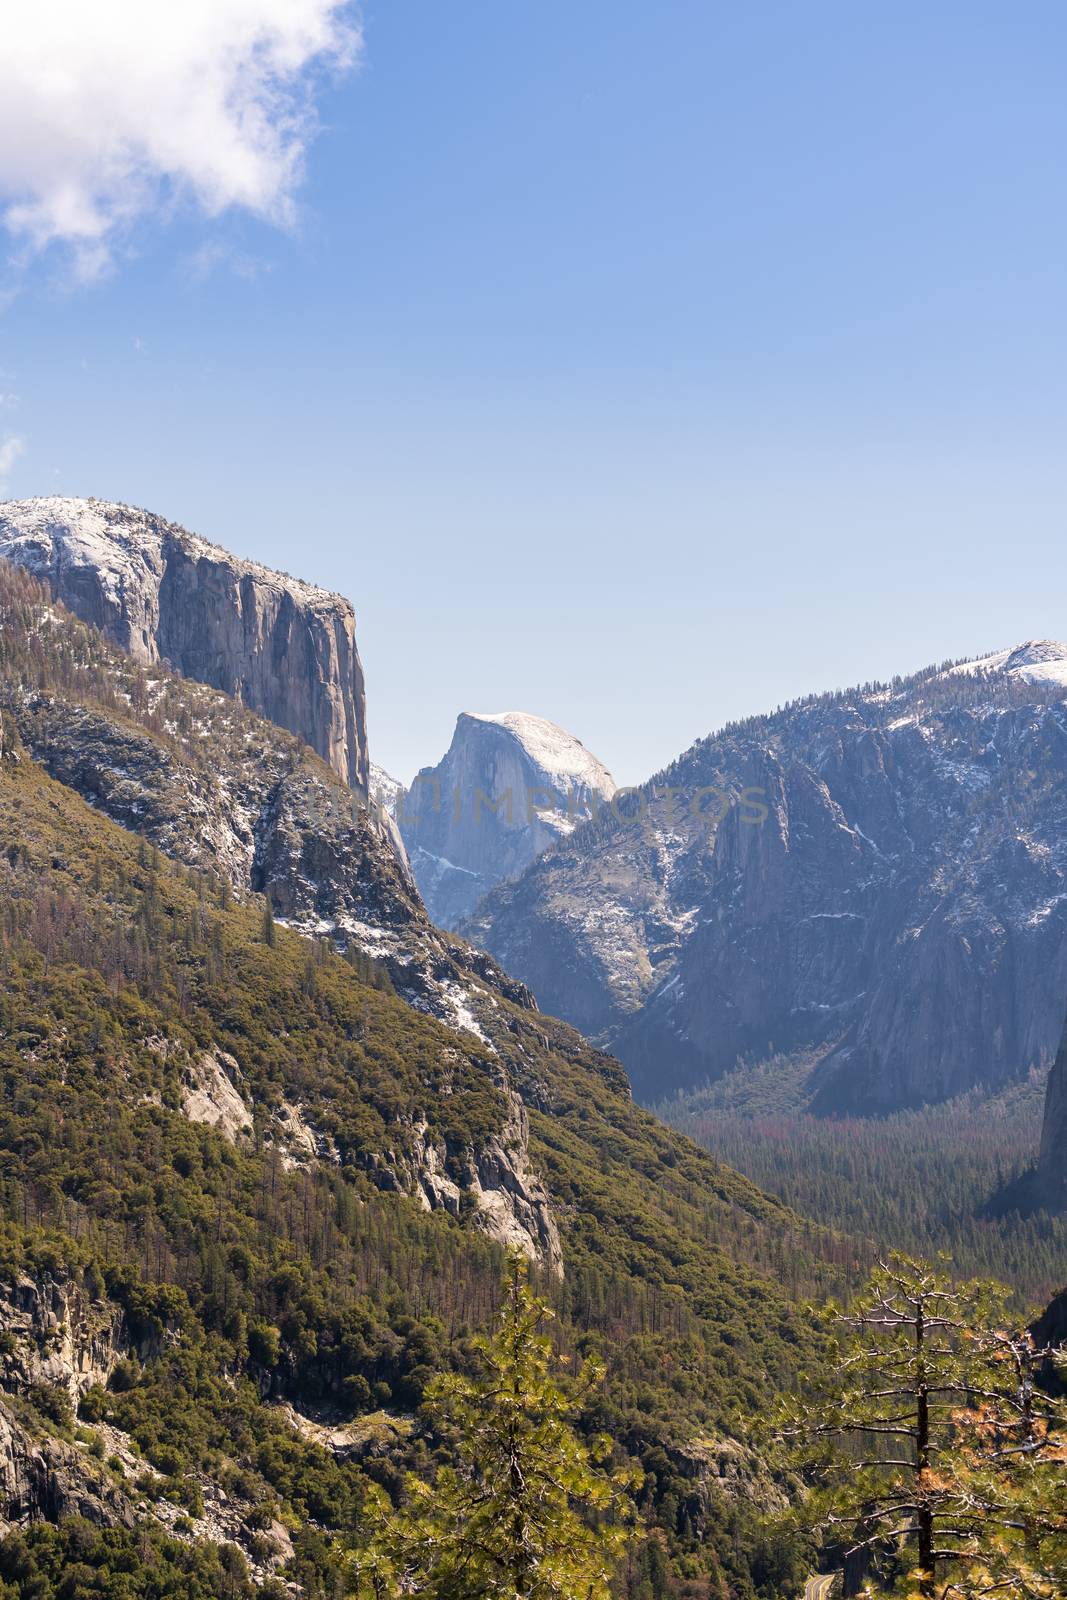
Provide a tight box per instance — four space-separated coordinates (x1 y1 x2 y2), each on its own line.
399 710 616 928
0 1274 150 1540
369 1093 563 1272
0 1274 297 1575
469 642 1067 1111
0 497 369 791
1038 1015 1067 1210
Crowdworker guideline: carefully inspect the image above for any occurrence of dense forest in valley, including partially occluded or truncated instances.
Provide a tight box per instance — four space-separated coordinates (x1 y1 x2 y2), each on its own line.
655 1056 1065 1310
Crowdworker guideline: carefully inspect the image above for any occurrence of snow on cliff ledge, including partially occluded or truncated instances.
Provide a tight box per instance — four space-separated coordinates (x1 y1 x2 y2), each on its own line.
0 495 371 791
945 640 1067 692
0 496 342 612
465 711 616 798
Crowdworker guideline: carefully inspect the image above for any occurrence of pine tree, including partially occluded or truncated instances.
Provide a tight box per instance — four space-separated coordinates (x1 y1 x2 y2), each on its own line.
783 1255 1067 1598
933 1329 1067 1600
261 898 276 947
347 1252 639 1599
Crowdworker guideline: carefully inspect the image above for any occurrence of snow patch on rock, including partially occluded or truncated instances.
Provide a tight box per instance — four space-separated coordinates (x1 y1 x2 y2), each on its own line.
945 639 1067 692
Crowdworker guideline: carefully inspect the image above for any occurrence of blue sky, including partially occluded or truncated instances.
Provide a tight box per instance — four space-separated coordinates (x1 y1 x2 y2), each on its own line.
3 2 1067 783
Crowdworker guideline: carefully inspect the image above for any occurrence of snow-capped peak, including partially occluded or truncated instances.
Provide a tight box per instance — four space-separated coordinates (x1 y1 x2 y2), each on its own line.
463 711 616 798
945 639 1067 692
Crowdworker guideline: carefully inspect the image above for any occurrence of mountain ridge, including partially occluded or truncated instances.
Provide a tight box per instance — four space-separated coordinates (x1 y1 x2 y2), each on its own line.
466 638 1067 1112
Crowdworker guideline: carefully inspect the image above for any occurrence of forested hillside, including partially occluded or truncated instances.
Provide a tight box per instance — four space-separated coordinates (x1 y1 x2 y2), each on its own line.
0 591 848 1595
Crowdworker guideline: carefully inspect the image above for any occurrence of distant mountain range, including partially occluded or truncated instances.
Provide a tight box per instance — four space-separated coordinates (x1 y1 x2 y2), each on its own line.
466 641 1067 1131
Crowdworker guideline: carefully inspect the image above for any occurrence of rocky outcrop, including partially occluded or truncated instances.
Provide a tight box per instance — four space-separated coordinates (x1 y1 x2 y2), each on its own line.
0 1275 125 1405
363 1093 563 1275
469 643 1067 1110
0 1392 293 1577
426 1092 563 1273
280 1404 413 1461
0 1404 136 1537
664 1436 789 1517
400 711 616 928
181 1051 254 1142
270 1102 340 1170
171 1050 563 1270
0 497 369 790
164 1043 565 1266
0 1274 295 1574
0 1274 138 1535
3 683 421 940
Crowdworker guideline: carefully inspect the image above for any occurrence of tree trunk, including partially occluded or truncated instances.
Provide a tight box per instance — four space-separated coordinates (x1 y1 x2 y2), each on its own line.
915 1300 934 1597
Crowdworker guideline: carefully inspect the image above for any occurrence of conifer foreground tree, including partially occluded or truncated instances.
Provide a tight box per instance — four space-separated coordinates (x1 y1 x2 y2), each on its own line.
933 1322 1067 1600
783 1254 1067 1599
346 1252 639 1599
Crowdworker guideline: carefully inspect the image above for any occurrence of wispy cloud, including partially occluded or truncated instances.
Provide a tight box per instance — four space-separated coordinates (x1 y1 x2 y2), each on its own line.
0 436 26 481
0 2 360 279
185 240 272 286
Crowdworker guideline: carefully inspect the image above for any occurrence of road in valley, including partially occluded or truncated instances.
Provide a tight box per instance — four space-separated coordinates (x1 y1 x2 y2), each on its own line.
804 1577 837 1600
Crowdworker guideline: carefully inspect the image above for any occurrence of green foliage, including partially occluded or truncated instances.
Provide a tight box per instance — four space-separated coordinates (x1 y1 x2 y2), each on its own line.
349 1253 640 1599
0 1517 257 1598
656 1069 1066 1309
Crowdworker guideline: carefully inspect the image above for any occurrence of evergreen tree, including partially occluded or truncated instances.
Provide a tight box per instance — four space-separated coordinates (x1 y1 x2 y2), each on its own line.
932 1329 1067 1600
261 898 276 947
783 1255 1066 1598
783 1254 1067 1593
347 1252 639 1599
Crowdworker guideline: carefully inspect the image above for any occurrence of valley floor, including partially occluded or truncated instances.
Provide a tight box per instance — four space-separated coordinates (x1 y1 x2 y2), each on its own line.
654 1056 1066 1310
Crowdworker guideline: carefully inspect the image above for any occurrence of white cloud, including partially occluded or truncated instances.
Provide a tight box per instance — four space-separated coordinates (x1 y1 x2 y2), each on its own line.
0 1 360 277
0 437 26 479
